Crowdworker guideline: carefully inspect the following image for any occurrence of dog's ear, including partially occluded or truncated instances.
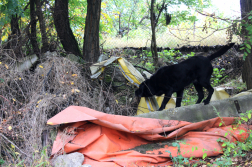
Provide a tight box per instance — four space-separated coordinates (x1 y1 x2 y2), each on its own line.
135 85 142 97
135 83 145 97
135 89 140 97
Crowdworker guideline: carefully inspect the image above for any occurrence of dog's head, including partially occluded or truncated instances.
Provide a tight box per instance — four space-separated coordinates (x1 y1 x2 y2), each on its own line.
135 79 153 97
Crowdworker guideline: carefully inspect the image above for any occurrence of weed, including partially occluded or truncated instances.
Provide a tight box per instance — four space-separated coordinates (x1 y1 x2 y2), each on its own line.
165 109 252 167
165 141 189 166
0 159 5 165
159 49 181 63
211 68 226 87
214 109 252 166
11 146 51 167
176 52 195 60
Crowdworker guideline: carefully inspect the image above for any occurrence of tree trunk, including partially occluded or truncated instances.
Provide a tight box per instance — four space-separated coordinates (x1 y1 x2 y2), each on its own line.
119 13 121 37
36 0 49 53
30 0 40 55
53 0 81 56
83 0 101 64
4 15 22 57
241 0 252 89
150 0 158 70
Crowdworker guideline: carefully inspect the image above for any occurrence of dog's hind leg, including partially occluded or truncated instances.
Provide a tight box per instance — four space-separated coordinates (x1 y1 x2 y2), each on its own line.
159 90 173 111
176 89 184 107
193 82 204 104
202 83 214 105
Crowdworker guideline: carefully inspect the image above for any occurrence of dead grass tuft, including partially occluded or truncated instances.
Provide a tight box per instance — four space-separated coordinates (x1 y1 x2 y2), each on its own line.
0 50 136 166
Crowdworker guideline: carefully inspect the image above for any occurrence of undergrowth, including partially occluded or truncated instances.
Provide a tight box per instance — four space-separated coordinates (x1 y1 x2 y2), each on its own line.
0 44 246 166
0 50 137 166
167 109 252 167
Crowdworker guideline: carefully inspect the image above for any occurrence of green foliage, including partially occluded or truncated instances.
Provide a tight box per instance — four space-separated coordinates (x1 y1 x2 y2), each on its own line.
191 109 252 166
143 50 152 58
175 52 195 60
165 141 189 166
0 0 24 26
137 50 155 72
11 146 51 166
214 130 252 167
140 49 182 72
237 109 252 125
169 11 197 26
0 78 4 83
0 159 5 165
213 109 252 166
102 0 211 37
182 88 198 106
159 49 181 63
211 68 226 87
146 62 155 71
240 11 252 60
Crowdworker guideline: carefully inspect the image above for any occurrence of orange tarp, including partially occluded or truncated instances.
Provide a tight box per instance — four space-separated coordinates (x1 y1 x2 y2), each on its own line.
48 106 251 166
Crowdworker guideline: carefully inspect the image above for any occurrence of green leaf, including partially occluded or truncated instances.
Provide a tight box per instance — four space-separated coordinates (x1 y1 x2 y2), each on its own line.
239 129 245 134
245 43 251 49
248 113 251 119
246 48 251 53
202 153 207 159
224 132 228 137
219 122 222 127
244 52 248 60
241 117 248 122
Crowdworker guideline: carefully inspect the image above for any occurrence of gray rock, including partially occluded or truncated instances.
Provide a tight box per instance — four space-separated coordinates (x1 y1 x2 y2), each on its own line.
53 152 85 167
82 165 92 167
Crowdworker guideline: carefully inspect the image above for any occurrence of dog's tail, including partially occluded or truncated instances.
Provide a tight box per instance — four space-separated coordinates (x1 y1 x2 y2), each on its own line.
207 43 235 61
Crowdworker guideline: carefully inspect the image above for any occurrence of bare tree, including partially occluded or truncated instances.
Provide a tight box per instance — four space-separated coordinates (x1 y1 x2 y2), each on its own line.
150 0 168 69
53 0 81 56
150 0 158 70
35 0 49 53
83 0 101 64
29 0 39 55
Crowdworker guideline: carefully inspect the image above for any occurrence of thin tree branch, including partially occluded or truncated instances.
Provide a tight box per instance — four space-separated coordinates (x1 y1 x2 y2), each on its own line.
0 133 31 157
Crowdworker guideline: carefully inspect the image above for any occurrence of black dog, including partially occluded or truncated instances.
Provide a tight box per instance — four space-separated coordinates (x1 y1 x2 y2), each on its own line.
135 43 235 111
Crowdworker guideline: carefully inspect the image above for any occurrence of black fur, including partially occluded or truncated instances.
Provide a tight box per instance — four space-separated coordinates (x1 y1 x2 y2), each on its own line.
135 43 235 111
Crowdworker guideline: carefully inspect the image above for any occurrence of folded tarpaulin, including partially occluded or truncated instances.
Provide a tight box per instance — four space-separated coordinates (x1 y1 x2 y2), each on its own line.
48 106 251 166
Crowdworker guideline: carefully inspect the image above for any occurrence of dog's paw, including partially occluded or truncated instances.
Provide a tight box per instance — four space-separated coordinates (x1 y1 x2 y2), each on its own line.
158 107 164 111
203 100 210 105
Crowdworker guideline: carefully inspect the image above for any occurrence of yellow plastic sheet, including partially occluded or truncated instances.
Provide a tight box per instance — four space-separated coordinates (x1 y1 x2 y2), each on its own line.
90 56 232 115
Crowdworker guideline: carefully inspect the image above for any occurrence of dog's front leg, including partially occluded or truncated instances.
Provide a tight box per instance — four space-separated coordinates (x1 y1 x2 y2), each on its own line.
175 89 184 107
159 90 173 111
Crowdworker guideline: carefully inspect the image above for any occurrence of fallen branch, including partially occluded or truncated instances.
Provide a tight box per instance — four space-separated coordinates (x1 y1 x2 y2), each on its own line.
0 133 31 158
134 65 152 74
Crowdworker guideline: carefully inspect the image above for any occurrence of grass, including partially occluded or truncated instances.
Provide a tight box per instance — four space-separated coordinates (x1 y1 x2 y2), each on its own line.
101 27 242 49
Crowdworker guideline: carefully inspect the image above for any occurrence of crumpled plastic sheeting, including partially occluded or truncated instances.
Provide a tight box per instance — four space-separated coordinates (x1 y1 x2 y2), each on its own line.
89 56 233 114
48 106 251 167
